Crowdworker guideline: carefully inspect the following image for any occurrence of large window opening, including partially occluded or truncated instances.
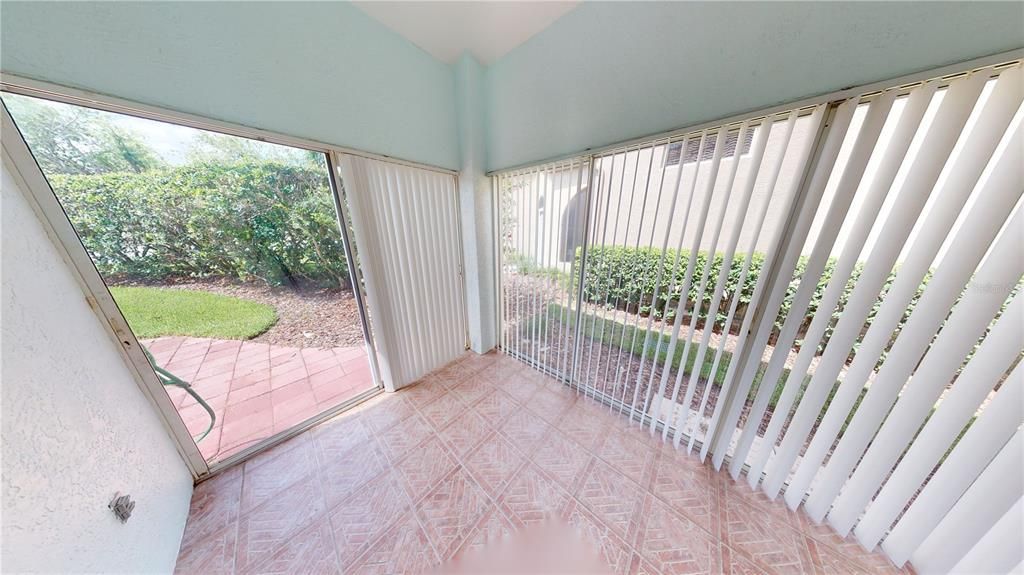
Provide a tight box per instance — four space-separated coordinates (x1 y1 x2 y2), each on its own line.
2 92 381 465
496 59 1022 565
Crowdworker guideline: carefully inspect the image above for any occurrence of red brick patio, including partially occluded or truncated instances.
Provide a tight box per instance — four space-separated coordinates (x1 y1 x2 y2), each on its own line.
144 336 375 462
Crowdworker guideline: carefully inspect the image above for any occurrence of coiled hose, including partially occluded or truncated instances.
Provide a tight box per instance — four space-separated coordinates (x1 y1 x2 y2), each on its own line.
143 347 216 443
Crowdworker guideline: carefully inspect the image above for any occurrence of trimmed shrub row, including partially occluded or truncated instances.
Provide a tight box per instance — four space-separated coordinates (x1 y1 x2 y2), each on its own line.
574 245 928 355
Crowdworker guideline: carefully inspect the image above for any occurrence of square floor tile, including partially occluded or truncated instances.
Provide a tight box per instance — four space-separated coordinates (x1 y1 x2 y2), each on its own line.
417 391 469 430
319 441 389 510
174 521 237 575
234 474 327 573
415 467 492 560
447 377 493 406
313 415 372 464
241 435 317 513
329 471 411 568
565 500 634 575
719 489 815 574
576 458 646 543
247 519 340 575
346 513 439 575
531 428 592 492
525 387 577 423
375 413 435 463
471 389 519 422
438 411 491 458
498 464 573 527
596 429 658 486
463 432 526 498
650 447 719 534
396 437 459 502
449 506 518 561
180 465 243 552
498 409 551 455
635 494 722 575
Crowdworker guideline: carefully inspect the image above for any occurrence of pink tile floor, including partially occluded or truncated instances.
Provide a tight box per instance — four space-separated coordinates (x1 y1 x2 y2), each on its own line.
174 351 911 575
145 336 375 462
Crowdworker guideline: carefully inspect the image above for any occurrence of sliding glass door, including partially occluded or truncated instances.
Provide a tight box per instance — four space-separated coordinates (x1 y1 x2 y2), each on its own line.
1 90 382 469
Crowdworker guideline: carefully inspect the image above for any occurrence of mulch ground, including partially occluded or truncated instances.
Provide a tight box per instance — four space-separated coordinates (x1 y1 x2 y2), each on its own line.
114 277 367 348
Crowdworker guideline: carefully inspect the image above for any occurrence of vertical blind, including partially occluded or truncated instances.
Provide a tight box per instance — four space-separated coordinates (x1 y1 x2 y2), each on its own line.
495 59 1023 570
496 159 591 380
339 154 467 390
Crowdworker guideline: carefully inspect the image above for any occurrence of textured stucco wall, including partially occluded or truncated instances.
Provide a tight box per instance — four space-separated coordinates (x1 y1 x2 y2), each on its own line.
484 1 1024 171
0 1 460 170
1 159 193 573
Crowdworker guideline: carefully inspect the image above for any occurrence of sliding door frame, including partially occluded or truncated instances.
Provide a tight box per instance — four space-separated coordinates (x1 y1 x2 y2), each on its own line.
491 47 1023 471
2 103 209 478
0 74 457 481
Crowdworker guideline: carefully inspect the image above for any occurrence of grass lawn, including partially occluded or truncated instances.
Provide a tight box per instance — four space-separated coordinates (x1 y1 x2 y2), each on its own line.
111 286 277 340
531 303 873 431
523 303 938 441
533 303 800 410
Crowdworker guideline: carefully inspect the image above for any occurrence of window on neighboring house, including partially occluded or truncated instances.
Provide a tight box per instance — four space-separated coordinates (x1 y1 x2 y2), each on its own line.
664 128 755 166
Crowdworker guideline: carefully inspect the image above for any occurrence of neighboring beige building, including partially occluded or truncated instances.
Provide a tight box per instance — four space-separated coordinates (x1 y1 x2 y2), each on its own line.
504 91 973 276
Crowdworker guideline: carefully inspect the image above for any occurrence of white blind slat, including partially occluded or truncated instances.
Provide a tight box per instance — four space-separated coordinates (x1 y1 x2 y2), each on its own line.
685 120 770 451
804 111 1024 522
696 111 798 455
854 293 1024 548
784 72 1022 509
627 135 707 419
909 429 1024 573
679 122 753 451
754 81 938 498
711 100 852 470
767 72 989 503
881 360 1023 565
949 497 1024 575
826 216 1023 533
738 93 893 485
705 104 830 466
644 130 728 435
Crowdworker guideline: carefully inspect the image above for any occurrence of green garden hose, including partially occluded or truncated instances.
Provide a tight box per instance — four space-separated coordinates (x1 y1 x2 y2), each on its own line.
143 347 216 443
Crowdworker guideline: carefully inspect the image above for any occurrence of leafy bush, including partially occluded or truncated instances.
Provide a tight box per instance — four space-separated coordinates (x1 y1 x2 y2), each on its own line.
51 161 349 288
574 245 925 355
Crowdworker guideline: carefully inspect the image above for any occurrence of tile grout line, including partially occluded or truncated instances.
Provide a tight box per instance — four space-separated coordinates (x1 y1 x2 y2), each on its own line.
308 421 348 575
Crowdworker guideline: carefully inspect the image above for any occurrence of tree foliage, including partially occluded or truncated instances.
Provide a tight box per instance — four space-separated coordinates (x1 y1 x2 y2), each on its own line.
4 93 163 175
186 131 323 168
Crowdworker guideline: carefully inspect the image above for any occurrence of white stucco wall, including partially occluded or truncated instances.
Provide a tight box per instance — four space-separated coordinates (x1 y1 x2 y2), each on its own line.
1 160 193 573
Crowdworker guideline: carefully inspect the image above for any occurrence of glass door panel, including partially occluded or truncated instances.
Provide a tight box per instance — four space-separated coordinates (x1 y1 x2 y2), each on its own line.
2 91 381 466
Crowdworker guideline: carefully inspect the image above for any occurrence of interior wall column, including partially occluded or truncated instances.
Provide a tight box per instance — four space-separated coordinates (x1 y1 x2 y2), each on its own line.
455 53 496 353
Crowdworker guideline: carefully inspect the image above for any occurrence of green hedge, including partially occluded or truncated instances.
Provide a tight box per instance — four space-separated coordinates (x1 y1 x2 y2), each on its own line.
574 245 927 355
51 161 349 288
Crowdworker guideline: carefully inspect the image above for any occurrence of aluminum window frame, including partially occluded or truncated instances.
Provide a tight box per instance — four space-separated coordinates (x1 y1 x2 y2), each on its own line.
0 75 456 481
